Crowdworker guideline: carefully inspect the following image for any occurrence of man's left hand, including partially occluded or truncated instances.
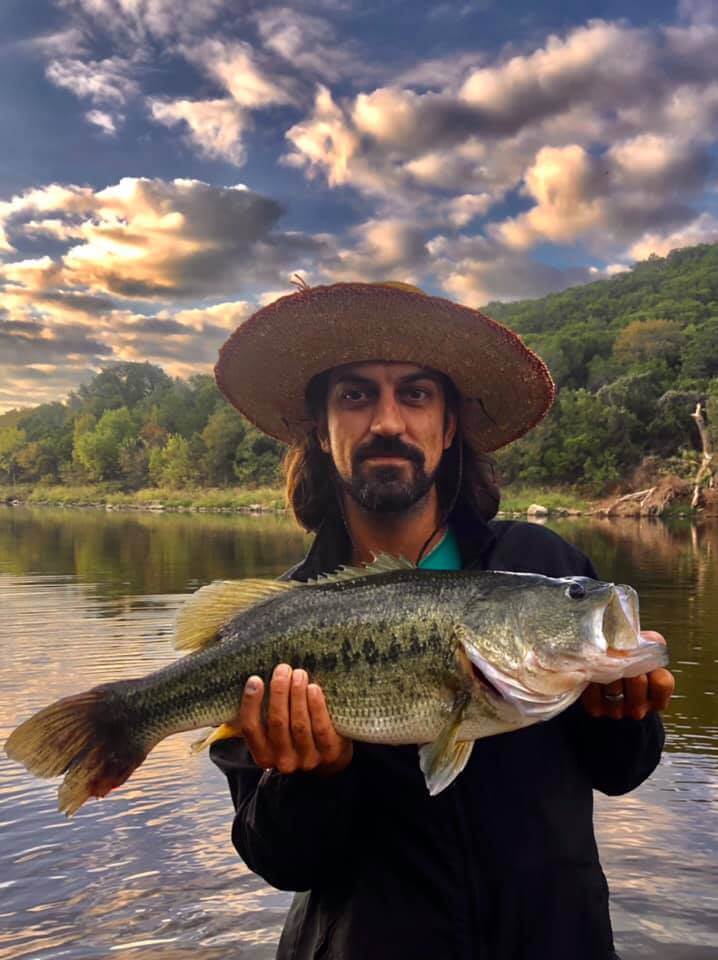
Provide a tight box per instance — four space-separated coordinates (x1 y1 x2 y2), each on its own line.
581 630 675 721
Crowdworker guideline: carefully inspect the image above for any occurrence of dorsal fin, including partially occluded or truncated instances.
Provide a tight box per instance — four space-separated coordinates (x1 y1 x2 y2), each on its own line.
308 552 415 585
174 579 295 652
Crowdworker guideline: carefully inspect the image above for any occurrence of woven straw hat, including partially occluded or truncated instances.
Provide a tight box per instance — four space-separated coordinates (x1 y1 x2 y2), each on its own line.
215 281 555 453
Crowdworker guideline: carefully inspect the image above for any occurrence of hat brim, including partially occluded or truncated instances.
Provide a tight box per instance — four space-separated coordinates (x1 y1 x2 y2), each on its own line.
215 283 555 453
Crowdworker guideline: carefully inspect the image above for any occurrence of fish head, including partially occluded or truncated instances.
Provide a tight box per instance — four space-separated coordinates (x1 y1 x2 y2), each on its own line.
460 573 669 721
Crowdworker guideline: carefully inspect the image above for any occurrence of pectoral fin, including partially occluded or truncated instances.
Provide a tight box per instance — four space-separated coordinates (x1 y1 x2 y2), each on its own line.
418 698 474 796
189 722 243 754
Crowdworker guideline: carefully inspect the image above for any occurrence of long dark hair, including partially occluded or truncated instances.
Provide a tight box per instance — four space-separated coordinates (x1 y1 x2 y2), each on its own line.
283 370 501 532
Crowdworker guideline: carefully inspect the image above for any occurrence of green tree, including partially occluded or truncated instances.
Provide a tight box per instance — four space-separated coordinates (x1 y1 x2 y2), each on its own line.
680 318 718 379
149 435 200 488
73 407 135 481
234 426 284 485
76 362 172 418
202 406 247 485
0 427 27 485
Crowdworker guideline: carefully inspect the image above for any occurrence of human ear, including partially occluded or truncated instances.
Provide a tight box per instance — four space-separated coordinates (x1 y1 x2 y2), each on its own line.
443 408 458 450
316 419 331 454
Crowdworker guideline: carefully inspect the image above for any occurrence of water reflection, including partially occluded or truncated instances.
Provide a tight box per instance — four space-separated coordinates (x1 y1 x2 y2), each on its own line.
0 507 715 958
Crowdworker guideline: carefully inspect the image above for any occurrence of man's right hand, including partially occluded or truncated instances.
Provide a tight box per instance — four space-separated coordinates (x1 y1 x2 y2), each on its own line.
238 663 353 775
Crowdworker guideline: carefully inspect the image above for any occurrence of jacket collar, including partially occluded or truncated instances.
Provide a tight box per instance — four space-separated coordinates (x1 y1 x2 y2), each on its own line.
285 497 497 581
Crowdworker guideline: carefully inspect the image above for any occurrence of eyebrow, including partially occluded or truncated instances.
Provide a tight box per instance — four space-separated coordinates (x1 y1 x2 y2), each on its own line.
333 371 442 389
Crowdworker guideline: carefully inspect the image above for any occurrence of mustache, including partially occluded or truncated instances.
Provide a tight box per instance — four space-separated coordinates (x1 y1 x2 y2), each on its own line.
354 437 425 467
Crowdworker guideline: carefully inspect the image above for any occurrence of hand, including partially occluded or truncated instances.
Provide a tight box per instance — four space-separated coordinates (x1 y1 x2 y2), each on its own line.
581 630 675 721
238 663 353 775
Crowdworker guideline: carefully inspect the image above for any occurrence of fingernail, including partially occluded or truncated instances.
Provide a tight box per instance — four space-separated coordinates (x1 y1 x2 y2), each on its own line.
293 669 307 686
245 676 260 693
274 664 291 679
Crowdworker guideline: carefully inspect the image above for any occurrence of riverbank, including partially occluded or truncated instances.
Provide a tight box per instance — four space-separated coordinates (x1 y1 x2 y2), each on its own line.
2 480 706 518
1 482 598 516
0 483 286 513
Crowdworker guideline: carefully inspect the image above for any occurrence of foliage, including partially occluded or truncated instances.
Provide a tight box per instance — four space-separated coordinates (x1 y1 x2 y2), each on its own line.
3 242 718 496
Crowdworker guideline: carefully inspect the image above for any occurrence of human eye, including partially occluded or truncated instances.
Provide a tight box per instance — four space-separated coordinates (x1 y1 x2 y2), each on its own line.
402 384 432 403
339 386 367 403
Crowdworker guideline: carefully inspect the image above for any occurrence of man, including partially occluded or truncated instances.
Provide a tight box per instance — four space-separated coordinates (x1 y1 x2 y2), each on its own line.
211 281 674 959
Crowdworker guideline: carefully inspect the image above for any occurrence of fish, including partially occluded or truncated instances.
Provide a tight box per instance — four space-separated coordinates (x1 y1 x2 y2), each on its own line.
4 555 669 816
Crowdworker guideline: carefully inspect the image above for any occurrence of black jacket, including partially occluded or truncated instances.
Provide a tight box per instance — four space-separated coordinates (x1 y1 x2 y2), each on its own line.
211 501 664 959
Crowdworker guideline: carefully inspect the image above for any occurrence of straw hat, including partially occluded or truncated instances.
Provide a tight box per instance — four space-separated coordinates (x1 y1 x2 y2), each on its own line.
214 281 555 453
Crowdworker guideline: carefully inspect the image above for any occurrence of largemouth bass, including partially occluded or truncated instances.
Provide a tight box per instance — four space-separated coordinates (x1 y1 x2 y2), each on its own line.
5 555 668 815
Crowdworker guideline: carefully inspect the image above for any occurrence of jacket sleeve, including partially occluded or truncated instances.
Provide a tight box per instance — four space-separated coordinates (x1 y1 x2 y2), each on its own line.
490 521 666 796
210 737 361 891
561 701 665 795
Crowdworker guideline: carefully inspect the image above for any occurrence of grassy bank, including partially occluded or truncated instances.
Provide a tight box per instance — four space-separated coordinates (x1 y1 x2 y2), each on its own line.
0 483 286 512
497 486 594 515
1 482 595 515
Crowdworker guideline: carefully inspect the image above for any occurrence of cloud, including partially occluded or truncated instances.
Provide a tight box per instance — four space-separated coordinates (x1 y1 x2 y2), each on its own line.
148 98 248 164
85 109 120 134
1 177 327 301
253 6 370 83
440 252 601 307
283 13 718 255
45 55 139 106
493 139 709 252
322 218 430 282
628 213 718 260
0 297 252 409
0 176 331 408
183 39 295 110
459 21 655 133
58 0 229 45
25 26 89 57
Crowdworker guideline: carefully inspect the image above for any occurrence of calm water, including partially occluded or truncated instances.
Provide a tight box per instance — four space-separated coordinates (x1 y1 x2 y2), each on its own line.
0 507 715 959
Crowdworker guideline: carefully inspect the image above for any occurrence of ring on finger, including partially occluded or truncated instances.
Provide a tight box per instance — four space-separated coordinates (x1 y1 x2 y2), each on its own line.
603 689 625 702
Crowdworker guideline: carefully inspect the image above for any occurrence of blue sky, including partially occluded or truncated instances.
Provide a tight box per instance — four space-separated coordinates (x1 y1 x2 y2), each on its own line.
1 0 717 410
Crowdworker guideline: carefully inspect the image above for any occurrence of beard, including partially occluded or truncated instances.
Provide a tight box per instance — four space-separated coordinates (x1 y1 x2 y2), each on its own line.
335 438 437 514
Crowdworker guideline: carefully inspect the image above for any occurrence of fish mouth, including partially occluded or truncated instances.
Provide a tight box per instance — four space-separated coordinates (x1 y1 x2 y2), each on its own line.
463 645 583 719
469 661 505 700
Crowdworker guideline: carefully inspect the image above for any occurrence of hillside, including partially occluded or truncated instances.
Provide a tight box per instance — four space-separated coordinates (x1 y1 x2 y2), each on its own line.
1 243 717 496
485 243 718 490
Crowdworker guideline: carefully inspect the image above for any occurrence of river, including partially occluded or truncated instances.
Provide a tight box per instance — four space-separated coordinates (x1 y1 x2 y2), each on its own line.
0 507 715 959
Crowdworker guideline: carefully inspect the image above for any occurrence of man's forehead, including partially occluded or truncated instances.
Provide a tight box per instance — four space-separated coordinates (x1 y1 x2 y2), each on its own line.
328 361 441 383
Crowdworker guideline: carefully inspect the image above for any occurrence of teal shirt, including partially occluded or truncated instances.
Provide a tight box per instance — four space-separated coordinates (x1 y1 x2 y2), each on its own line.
417 526 462 571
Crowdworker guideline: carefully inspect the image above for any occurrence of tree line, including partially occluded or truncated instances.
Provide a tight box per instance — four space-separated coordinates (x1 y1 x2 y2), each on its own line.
0 364 285 490
1 241 717 494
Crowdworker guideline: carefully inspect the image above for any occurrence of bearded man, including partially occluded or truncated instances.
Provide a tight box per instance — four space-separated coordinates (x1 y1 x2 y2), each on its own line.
211 282 674 960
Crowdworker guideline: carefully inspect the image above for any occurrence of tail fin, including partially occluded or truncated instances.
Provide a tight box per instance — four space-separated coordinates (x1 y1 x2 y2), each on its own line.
5 687 147 816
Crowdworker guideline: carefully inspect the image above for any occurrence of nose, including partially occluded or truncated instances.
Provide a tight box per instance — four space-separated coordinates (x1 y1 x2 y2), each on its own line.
370 389 406 437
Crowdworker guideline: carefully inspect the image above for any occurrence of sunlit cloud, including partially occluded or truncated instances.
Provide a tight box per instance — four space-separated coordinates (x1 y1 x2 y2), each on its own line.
0 176 327 408
148 99 248 164
46 55 139 106
3 1 718 409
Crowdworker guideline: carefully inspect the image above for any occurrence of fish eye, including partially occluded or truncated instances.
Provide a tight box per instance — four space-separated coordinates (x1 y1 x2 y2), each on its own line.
567 581 587 600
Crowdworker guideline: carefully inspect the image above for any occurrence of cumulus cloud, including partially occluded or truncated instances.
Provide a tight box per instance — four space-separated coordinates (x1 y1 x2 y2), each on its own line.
322 218 431 282
0 297 251 409
284 13 718 258
148 98 248 164
493 138 708 252
183 39 295 110
628 212 718 260
0 176 329 408
440 253 601 307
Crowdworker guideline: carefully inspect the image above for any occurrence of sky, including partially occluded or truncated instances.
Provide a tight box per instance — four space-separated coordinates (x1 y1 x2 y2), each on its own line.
1 0 718 411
